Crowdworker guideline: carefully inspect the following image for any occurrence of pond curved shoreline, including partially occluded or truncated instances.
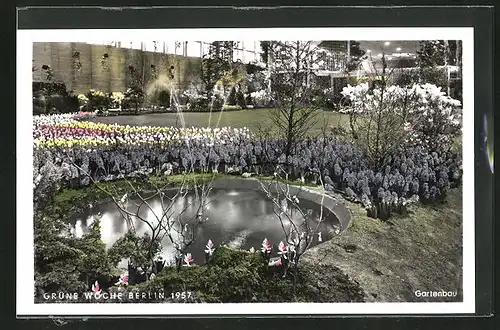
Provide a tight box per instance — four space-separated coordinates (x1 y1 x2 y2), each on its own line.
55 175 352 235
209 177 352 234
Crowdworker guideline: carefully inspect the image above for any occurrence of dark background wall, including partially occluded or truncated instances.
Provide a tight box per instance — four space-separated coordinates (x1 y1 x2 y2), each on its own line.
32 42 202 94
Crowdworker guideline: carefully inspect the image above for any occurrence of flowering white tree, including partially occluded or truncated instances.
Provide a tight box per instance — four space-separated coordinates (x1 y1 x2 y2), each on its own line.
339 81 419 166
340 82 462 156
405 83 462 151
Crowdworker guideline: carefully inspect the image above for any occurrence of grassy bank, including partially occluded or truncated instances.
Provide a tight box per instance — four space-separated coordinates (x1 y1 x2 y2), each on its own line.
302 187 463 302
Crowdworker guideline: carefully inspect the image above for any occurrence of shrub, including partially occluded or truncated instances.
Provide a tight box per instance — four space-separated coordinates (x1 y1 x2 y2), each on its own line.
185 91 224 112
45 95 65 114
405 83 462 152
187 94 210 112
339 83 414 166
236 89 247 109
250 90 272 108
245 94 253 107
122 87 145 113
77 94 89 108
33 91 47 115
85 89 111 112
129 246 318 303
211 93 224 112
227 86 237 105
32 82 67 96
39 93 79 114
109 92 125 109
32 82 80 114
339 82 462 163
157 90 171 108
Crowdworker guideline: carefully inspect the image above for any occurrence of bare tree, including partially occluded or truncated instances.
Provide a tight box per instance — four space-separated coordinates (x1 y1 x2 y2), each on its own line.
55 147 216 275
266 41 322 157
259 166 331 287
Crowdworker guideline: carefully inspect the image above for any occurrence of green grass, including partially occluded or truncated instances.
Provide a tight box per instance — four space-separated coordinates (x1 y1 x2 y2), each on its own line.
302 187 463 302
90 108 350 136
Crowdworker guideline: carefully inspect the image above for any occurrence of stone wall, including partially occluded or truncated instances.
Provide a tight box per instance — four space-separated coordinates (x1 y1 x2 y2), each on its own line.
32 42 203 95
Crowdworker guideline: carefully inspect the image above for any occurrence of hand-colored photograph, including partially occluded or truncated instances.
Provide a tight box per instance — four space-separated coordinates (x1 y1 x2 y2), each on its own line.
19 28 474 315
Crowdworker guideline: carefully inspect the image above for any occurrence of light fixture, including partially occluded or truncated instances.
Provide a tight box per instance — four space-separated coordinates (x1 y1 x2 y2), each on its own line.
384 41 391 46
396 47 402 51
378 53 383 57
366 49 371 53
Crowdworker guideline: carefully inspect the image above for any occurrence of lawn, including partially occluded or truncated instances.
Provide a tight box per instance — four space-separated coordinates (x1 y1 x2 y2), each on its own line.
90 108 350 136
302 186 463 302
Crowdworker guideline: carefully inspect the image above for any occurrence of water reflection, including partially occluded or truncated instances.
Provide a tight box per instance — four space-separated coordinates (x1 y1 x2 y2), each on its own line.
67 189 339 265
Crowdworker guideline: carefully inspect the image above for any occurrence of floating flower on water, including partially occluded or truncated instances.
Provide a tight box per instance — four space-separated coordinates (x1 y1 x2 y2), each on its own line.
261 238 272 254
183 253 194 266
91 280 101 294
249 247 255 253
317 232 323 242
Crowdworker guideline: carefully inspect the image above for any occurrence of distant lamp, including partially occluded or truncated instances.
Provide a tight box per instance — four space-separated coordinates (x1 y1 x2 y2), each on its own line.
384 41 391 46
366 49 371 53
396 47 402 52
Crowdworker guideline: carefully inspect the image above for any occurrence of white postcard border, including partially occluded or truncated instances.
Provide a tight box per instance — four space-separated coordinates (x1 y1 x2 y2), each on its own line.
17 27 475 316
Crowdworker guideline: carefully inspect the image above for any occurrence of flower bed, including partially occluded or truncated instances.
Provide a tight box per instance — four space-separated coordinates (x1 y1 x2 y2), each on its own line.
33 112 96 126
34 120 252 148
33 113 462 219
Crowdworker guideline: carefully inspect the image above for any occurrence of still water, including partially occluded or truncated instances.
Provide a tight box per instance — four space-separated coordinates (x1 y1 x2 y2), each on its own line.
67 188 339 265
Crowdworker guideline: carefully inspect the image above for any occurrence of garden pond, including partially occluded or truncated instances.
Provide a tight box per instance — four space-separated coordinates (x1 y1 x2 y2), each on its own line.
66 185 343 266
